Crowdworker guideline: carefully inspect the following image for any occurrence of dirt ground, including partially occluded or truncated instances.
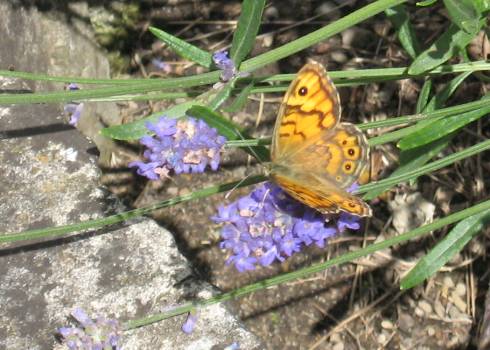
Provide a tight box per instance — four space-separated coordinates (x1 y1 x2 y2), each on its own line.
83 1 490 349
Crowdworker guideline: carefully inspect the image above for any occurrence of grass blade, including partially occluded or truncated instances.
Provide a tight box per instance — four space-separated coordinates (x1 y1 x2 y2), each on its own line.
398 103 490 150
358 138 490 195
443 0 481 34
408 24 480 75
385 5 421 59
401 209 490 289
363 135 452 200
416 79 432 112
230 0 266 66
100 101 196 140
149 26 213 68
224 82 254 113
0 175 268 244
126 199 490 329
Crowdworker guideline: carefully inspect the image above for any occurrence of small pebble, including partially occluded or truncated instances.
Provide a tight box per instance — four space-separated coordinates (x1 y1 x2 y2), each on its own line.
316 2 341 19
330 334 341 343
332 342 344 350
264 6 279 20
443 276 455 288
427 326 436 336
450 292 467 313
434 300 446 319
448 304 464 319
418 300 433 314
377 333 387 344
398 313 415 333
414 306 425 318
455 282 466 297
261 34 273 48
381 320 394 330
331 50 347 63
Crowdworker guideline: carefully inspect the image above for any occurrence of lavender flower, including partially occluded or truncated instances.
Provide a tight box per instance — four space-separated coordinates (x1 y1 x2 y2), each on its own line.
182 311 199 334
151 58 172 73
212 183 363 272
64 83 84 126
58 308 121 350
129 116 227 180
224 342 240 350
213 51 237 82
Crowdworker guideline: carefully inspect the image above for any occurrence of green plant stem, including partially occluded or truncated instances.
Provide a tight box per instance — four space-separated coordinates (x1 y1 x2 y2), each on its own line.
240 0 407 72
0 0 409 105
123 198 490 330
1 61 487 87
356 139 490 195
3 137 489 245
0 175 267 244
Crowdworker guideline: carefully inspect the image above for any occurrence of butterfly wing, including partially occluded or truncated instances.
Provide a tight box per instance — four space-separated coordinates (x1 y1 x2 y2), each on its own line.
271 62 341 162
272 171 372 217
302 122 370 188
270 61 371 217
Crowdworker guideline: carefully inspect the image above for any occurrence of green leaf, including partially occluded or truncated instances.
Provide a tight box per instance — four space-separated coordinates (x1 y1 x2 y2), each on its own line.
100 87 228 140
368 97 490 146
401 209 490 289
187 105 270 162
230 0 266 66
358 138 490 195
149 26 213 68
416 0 438 6
416 79 432 113
224 82 254 113
476 0 490 12
398 103 490 150
423 71 473 112
100 100 198 140
408 24 480 75
393 71 472 148
443 0 481 34
208 80 236 110
365 71 473 198
385 5 421 59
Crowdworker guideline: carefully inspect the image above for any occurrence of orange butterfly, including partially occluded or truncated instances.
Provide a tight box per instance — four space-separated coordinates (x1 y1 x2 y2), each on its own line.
270 62 372 217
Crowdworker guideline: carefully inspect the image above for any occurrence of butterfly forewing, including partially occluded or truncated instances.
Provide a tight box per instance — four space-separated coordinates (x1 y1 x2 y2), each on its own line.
271 62 341 161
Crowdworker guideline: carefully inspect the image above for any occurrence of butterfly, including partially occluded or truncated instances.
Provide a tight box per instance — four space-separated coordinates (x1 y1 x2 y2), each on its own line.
270 61 372 217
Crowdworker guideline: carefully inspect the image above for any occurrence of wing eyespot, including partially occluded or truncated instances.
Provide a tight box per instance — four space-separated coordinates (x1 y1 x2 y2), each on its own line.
343 161 355 174
298 87 308 96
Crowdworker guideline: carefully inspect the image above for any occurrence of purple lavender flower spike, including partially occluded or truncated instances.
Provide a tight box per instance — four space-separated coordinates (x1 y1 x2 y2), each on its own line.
225 342 240 350
151 58 172 73
129 115 227 180
64 102 84 126
337 212 361 232
212 50 237 82
213 182 359 271
182 311 199 334
58 308 122 350
64 83 84 126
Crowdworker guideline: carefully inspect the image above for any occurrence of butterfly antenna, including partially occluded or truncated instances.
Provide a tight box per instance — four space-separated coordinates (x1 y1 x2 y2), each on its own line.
224 173 254 200
234 128 267 168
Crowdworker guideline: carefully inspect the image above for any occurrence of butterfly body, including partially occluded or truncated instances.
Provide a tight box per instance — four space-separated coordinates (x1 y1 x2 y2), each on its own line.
270 62 372 217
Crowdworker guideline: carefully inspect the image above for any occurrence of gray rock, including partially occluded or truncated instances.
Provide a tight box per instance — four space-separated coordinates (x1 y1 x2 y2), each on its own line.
0 2 260 349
